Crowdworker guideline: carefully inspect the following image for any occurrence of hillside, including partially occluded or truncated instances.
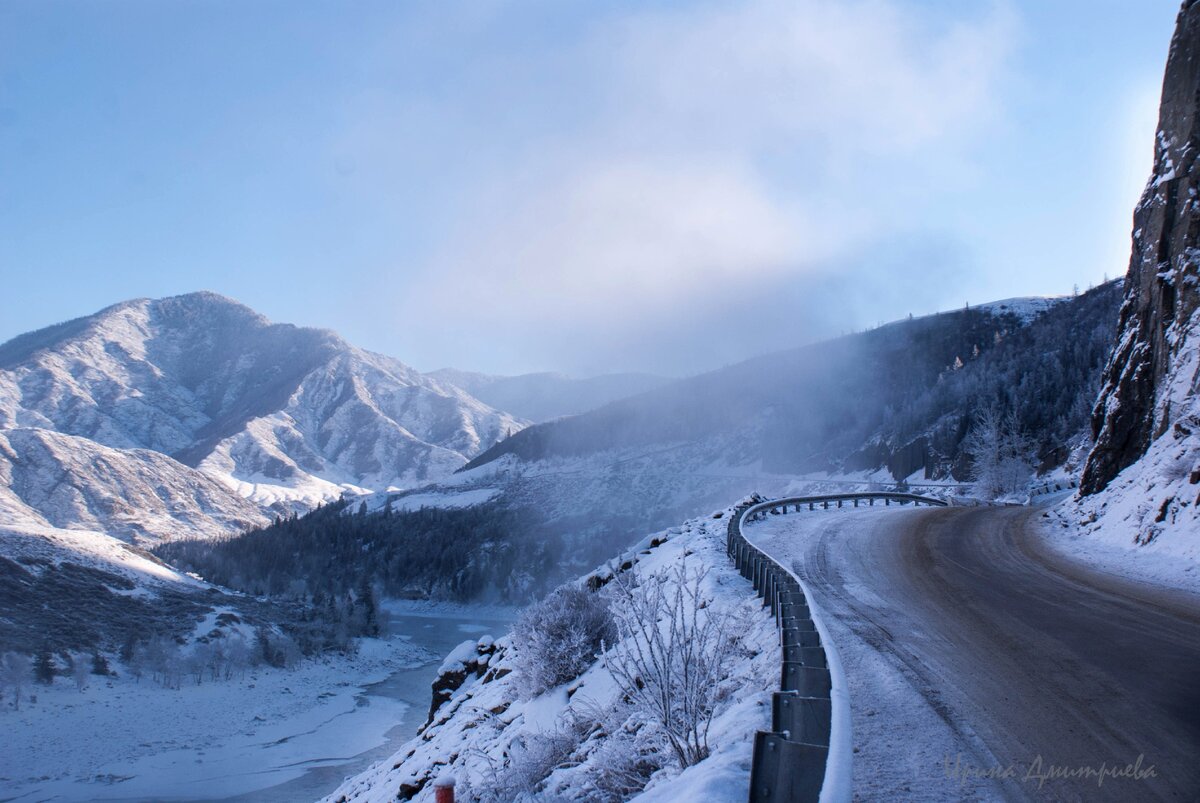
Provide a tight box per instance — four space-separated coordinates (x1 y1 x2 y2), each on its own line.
465 285 1120 483
321 507 778 803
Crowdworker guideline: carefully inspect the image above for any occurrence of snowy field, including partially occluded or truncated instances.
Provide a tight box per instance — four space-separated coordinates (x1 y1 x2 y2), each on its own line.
0 635 429 802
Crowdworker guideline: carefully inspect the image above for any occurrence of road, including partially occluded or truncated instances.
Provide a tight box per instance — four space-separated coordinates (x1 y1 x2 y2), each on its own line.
747 505 1200 802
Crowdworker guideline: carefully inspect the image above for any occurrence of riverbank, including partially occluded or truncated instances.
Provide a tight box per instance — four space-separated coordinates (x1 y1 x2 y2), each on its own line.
0 603 515 802
0 637 424 802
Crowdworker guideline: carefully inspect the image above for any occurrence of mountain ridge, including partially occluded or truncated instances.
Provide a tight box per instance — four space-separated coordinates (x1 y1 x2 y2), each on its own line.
0 291 525 543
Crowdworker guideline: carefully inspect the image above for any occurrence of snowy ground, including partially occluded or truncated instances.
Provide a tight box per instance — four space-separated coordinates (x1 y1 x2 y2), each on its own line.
322 509 780 803
1055 419 1200 595
0 637 428 802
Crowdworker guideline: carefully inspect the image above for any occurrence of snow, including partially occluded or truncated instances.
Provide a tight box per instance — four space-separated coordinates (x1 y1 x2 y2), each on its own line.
1062 307 1200 591
438 639 484 675
0 291 525 551
354 486 502 515
0 522 200 588
0 637 428 802
974 296 1065 323
321 509 780 803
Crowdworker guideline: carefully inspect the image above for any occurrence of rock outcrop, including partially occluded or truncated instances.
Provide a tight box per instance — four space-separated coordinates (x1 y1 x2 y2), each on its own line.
1083 0 1200 495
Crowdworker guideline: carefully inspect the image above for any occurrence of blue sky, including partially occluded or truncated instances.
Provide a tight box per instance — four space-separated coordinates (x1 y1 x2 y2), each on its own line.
0 0 1182 376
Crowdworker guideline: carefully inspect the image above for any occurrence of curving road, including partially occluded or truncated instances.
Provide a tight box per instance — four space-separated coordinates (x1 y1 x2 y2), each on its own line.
747 505 1200 802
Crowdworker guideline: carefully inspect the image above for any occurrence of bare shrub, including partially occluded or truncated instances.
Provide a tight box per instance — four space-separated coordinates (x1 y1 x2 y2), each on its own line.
575 703 665 802
604 561 739 769
511 585 616 698
70 652 90 692
472 727 580 802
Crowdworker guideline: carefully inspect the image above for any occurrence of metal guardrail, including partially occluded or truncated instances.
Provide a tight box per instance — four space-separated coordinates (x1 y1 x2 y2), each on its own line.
727 492 946 803
1028 478 1079 499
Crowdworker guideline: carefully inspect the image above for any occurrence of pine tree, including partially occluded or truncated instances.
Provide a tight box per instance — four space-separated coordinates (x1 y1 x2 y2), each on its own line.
119 634 137 665
34 647 55 685
91 651 111 676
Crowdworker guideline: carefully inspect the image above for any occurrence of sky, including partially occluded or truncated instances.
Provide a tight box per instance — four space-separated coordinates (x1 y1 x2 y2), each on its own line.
0 0 1183 377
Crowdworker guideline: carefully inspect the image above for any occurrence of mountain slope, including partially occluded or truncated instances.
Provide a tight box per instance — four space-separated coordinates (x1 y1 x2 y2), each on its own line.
1084 0 1200 496
428 369 669 423
0 292 525 516
0 427 267 543
464 285 1120 482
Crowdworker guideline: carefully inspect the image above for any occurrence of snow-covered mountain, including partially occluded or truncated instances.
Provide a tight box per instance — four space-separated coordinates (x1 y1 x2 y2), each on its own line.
428 368 668 423
0 427 268 543
0 292 525 542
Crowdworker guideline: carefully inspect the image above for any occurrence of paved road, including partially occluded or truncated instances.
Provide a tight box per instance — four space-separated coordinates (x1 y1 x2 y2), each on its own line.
749 505 1200 802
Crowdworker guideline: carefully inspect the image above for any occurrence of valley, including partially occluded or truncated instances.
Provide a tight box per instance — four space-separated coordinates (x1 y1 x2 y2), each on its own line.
4 2 1200 801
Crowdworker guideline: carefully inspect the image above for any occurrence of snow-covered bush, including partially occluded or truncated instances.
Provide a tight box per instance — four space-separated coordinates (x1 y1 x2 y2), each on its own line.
574 705 665 802
605 561 741 769
511 585 616 698
473 725 582 802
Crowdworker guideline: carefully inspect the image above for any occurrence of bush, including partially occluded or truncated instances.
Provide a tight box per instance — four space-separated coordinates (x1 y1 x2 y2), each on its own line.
605 561 740 769
512 586 616 698
475 728 581 802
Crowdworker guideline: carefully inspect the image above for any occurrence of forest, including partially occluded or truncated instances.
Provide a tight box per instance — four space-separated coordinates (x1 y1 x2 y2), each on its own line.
155 497 572 607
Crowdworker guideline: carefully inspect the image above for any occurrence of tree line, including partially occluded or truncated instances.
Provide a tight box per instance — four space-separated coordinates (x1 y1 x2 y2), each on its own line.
155 498 568 608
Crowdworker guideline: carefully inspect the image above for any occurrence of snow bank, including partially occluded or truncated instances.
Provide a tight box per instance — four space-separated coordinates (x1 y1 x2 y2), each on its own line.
1059 315 1200 592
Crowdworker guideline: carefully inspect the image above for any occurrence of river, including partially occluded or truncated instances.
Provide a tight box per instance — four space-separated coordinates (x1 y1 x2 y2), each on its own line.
211 604 514 803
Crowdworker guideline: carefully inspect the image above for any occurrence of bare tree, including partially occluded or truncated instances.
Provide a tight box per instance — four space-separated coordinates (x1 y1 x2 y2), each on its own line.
962 405 1034 499
1 652 32 710
604 561 738 769
71 653 90 693
225 635 251 680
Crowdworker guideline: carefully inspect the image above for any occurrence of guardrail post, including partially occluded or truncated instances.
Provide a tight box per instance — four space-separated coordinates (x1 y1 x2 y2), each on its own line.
781 663 832 697
749 731 785 802
773 692 833 747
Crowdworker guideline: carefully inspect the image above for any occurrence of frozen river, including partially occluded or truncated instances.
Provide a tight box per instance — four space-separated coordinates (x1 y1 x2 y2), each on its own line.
210 604 515 803
0 603 513 803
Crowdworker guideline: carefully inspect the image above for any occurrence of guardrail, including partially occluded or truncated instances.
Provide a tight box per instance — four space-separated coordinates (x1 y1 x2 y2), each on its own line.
727 492 946 803
1028 478 1079 499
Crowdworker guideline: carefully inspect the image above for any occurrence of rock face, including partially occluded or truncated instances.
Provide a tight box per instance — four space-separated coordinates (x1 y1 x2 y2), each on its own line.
1083 0 1200 495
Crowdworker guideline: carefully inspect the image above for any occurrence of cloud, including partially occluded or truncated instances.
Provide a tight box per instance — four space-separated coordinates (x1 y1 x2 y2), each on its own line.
368 0 1017 373
419 159 806 322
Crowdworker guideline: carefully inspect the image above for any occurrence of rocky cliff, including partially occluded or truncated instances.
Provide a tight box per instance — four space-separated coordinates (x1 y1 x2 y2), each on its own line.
1083 0 1200 495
